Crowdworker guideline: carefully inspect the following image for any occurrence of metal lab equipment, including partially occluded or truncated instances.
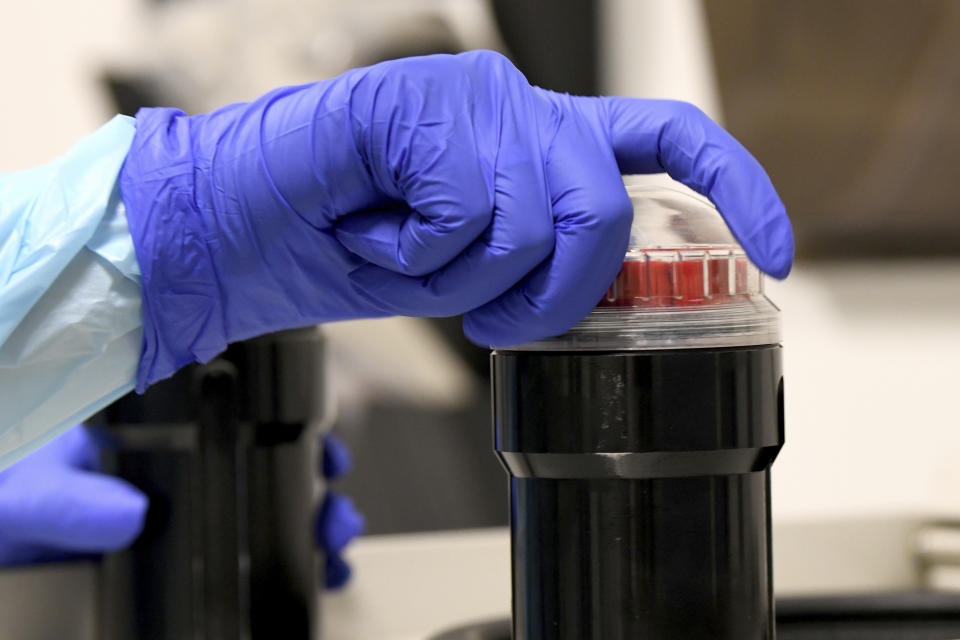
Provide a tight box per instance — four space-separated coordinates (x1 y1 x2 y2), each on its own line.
491 186 784 640
93 328 325 640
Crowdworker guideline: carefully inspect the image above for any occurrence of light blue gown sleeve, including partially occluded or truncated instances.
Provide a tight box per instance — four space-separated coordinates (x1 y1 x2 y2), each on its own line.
0 116 142 469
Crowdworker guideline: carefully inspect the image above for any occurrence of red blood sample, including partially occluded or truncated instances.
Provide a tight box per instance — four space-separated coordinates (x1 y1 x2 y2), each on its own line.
603 259 648 306
734 257 748 293
648 259 673 303
600 250 751 308
675 259 706 304
708 257 731 300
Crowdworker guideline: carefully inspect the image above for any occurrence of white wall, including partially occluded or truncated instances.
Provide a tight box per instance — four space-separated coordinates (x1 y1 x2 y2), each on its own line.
599 0 723 122
0 0 144 171
769 261 960 519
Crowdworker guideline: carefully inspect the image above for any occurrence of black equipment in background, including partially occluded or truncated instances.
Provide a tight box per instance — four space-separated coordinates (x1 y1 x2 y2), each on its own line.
92 328 325 640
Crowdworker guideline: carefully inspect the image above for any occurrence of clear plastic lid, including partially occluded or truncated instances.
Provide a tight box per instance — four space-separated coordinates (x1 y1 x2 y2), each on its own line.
512 185 781 351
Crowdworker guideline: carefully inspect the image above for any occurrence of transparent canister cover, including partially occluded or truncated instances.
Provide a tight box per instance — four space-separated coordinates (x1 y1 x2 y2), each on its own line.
515 185 780 351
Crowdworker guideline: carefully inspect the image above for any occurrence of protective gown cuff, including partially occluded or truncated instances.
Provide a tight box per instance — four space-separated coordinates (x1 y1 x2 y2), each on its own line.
0 115 137 343
0 115 143 467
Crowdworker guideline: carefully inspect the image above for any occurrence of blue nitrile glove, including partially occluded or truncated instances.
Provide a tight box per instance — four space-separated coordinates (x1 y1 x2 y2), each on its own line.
120 50 793 390
0 425 147 565
317 433 364 589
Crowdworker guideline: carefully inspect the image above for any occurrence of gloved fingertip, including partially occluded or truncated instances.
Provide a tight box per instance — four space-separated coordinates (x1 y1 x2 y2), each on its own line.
322 434 353 478
73 476 149 551
317 492 365 554
768 226 795 280
754 215 795 280
5 468 150 553
325 553 352 590
103 487 150 551
461 316 492 349
463 311 517 349
767 259 793 280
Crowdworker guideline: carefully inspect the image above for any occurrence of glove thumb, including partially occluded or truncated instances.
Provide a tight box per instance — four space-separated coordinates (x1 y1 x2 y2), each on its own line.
0 470 148 552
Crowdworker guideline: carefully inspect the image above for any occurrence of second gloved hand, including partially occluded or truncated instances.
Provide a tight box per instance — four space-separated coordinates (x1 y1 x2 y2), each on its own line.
0 426 147 565
120 50 794 391
316 433 364 589
0 427 363 589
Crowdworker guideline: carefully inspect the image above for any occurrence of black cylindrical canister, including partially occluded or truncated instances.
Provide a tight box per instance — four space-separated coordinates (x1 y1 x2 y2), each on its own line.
492 185 785 640
493 347 783 639
93 327 325 640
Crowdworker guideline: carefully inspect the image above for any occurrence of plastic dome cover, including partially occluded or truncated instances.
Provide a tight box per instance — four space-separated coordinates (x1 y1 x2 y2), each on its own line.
514 185 780 351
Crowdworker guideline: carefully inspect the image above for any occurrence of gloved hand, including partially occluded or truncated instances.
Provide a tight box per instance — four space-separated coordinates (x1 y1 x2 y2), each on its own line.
120 50 793 391
0 426 147 565
317 433 364 589
0 425 363 589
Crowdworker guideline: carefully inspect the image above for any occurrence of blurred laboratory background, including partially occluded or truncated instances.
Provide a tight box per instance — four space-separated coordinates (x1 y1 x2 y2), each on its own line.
2 0 960 637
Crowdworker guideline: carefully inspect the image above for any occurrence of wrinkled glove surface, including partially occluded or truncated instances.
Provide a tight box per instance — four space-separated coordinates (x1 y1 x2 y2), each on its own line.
120 50 793 391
